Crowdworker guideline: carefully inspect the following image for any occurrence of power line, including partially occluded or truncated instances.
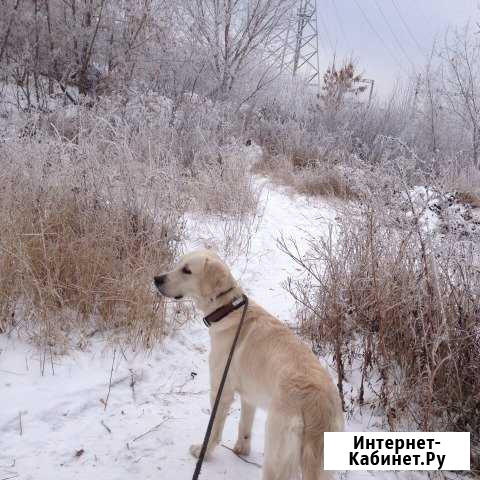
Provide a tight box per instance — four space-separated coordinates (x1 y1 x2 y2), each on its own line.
373 0 416 71
330 0 348 46
317 6 335 53
351 0 408 75
390 0 425 57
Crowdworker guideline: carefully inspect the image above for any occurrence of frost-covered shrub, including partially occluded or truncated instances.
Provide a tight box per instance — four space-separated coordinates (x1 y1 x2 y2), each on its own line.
0 87 263 351
281 191 480 473
0 136 184 351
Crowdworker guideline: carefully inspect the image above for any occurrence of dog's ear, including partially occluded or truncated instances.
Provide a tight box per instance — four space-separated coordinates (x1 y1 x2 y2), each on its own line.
200 257 234 300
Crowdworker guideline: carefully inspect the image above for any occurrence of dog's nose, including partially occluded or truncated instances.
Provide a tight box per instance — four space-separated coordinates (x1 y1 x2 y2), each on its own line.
154 275 166 287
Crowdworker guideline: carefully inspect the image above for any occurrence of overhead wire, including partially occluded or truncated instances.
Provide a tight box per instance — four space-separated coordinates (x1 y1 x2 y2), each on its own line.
330 0 349 46
390 0 425 57
373 0 416 71
351 0 409 75
317 6 336 54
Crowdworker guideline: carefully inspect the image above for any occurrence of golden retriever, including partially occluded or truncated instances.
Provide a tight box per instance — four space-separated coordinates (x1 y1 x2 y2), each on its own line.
154 249 343 480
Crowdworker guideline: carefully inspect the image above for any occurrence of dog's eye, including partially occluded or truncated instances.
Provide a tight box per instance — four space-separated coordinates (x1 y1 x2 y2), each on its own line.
182 266 192 275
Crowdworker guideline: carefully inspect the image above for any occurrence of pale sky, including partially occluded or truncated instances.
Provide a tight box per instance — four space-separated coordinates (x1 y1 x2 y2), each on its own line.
316 0 479 96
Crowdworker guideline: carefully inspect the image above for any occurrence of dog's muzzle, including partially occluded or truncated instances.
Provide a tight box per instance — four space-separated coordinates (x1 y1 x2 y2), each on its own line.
154 275 183 299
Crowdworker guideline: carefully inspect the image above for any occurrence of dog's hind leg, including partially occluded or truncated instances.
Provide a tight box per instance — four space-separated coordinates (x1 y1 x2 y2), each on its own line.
262 409 302 480
234 397 256 455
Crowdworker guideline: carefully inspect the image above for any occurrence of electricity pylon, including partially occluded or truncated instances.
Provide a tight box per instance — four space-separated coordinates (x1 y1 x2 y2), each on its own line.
267 0 320 88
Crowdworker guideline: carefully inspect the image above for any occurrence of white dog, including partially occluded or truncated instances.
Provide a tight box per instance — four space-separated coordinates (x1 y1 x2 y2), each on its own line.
155 250 344 480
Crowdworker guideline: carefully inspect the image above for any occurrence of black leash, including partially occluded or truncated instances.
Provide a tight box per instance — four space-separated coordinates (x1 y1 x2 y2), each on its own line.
192 294 249 480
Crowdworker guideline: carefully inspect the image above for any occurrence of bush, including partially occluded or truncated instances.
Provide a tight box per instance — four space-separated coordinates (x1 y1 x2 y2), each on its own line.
251 88 405 198
0 91 262 351
281 197 480 473
0 130 184 351
253 150 359 200
292 166 358 199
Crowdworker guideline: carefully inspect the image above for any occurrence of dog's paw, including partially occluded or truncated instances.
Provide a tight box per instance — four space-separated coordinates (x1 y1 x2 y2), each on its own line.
233 437 251 456
189 444 203 458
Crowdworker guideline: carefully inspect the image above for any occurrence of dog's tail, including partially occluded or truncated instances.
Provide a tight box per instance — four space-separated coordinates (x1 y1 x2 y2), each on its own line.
301 388 344 480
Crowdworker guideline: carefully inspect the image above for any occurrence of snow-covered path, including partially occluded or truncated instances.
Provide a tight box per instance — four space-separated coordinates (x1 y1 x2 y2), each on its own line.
0 178 338 480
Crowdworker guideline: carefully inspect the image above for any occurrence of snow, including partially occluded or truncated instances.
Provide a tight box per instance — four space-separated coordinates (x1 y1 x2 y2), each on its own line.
400 186 480 241
0 175 459 480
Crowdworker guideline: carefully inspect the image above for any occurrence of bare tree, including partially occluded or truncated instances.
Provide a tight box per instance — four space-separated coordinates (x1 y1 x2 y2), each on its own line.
440 26 480 168
0 0 173 106
182 0 294 98
0 0 23 65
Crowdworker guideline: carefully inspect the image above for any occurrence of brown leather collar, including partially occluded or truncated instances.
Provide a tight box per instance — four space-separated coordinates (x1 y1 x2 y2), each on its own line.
203 295 248 327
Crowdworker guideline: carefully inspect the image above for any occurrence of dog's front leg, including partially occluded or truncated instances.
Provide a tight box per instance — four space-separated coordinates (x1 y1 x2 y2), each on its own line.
234 398 256 455
189 376 234 459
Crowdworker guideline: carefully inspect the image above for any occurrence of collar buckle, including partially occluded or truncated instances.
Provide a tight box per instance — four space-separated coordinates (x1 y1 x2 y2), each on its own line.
231 297 243 308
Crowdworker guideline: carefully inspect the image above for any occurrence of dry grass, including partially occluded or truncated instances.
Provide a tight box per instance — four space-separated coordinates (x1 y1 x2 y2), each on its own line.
456 191 480 209
252 93 364 199
292 167 358 199
0 188 175 351
442 153 480 198
0 94 262 351
189 150 261 216
253 151 358 200
281 200 480 473
0 179 181 352
0 113 188 351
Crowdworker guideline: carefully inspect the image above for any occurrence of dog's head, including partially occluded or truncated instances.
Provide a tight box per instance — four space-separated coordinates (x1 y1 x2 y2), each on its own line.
154 250 236 303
